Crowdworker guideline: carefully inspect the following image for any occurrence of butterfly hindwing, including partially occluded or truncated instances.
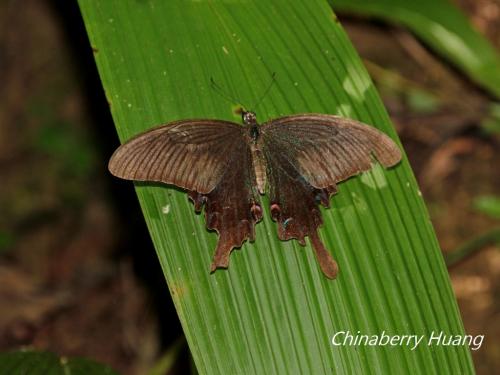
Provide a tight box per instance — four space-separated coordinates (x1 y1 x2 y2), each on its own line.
260 146 339 278
189 138 262 272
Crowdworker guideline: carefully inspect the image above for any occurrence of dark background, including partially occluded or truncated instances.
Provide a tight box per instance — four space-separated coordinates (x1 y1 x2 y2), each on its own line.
0 1 498 374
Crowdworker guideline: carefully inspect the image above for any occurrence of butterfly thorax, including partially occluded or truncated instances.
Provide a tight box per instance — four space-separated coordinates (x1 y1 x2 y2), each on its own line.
242 110 260 142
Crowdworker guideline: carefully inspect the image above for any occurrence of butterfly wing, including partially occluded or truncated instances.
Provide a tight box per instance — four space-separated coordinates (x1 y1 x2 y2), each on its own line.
108 119 262 271
260 114 401 189
259 114 401 278
108 119 245 194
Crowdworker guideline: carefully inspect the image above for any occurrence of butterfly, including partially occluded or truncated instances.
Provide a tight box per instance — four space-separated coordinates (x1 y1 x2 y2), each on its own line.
108 110 401 279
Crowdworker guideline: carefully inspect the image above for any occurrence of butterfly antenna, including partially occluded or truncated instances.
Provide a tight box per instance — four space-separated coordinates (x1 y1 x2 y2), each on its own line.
210 77 246 110
251 72 277 111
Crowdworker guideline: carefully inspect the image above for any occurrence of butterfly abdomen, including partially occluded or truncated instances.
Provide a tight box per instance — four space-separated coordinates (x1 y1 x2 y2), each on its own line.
250 143 266 194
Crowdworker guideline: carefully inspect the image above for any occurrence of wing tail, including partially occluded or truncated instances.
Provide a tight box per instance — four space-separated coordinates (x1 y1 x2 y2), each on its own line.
309 231 338 279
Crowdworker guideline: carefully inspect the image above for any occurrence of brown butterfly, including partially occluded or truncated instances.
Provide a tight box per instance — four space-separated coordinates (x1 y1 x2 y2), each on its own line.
108 111 401 279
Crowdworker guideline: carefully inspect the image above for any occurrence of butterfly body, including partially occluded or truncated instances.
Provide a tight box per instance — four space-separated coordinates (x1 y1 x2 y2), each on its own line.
109 111 401 279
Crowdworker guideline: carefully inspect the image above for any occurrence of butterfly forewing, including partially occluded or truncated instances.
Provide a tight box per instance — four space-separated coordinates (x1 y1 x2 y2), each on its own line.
260 114 401 190
108 120 245 194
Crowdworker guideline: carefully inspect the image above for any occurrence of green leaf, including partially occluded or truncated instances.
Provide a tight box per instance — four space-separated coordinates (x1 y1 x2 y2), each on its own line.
0 350 119 375
330 0 500 98
79 1 473 373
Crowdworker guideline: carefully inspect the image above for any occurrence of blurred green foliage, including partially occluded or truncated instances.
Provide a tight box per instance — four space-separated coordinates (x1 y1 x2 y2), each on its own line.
35 122 94 177
0 350 119 375
0 232 15 254
330 0 500 98
473 195 500 219
481 103 500 135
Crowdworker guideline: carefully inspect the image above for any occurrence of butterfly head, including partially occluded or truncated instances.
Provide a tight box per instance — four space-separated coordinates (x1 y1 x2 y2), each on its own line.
242 110 257 126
